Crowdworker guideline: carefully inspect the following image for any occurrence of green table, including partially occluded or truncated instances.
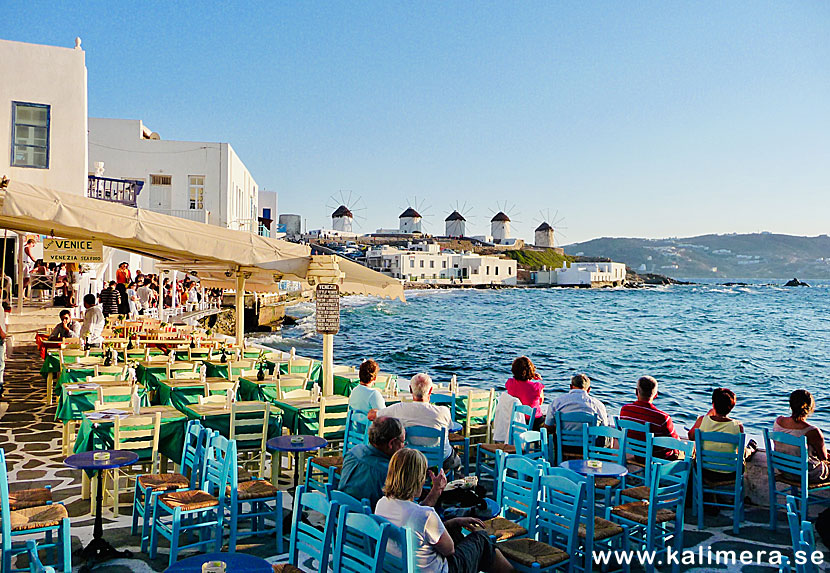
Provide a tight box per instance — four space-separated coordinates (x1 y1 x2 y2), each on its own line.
73 406 188 463
333 374 360 397
179 402 282 448
203 361 270 380
274 360 323 383
270 397 348 436
237 376 310 403
155 378 225 410
56 383 149 423
135 363 168 395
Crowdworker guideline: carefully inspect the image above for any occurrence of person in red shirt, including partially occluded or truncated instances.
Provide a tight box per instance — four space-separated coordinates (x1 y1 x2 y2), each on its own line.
619 375 680 460
115 262 131 285
505 356 545 430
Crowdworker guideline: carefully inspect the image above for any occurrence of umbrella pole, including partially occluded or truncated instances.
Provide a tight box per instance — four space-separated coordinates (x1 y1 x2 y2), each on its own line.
322 333 334 396
235 271 245 346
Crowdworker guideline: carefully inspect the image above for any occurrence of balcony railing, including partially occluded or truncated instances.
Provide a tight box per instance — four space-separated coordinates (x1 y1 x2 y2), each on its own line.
153 209 210 224
87 176 144 207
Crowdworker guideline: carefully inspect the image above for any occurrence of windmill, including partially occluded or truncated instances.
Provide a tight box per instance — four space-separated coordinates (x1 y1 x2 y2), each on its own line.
444 200 474 238
325 190 366 234
533 209 568 248
398 196 433 234
488 201 521 244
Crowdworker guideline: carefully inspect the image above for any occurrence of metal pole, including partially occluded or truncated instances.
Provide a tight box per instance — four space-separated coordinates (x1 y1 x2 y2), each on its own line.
235 272 245 346
322 332 334 396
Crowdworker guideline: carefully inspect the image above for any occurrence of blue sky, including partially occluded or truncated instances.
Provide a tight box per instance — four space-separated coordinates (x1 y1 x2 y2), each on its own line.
7 2 830 244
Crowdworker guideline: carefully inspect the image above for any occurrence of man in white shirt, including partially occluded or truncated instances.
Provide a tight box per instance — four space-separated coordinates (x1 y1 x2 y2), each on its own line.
370 373 461 472
545 373 611 429
136 281 154 314
78 293 105 347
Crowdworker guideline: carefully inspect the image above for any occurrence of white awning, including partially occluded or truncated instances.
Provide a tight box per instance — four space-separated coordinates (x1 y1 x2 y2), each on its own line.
0 180 404 300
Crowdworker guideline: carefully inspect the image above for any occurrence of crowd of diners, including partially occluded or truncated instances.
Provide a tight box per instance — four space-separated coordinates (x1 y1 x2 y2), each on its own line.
331 356 828 573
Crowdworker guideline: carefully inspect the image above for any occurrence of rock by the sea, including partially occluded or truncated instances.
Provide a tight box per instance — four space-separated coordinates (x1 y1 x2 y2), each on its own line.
784 278 809 287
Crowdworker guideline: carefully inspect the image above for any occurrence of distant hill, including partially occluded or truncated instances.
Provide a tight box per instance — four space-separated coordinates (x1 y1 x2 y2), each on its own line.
563 233 830 279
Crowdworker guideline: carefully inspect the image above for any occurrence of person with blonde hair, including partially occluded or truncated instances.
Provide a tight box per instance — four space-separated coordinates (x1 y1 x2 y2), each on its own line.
376 448 514 573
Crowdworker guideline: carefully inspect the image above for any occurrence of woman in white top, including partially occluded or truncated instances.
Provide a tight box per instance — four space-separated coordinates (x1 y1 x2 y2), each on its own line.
375 448 515 573
773 389 830 482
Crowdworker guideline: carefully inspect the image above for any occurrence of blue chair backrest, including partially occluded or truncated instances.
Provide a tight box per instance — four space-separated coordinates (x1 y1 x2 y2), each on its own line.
333 506 390 573
25 540 56 573
344 410 370 455
202 433 234 505
1 449 11 540
765 429 809 481
616 418 651 460
583 424 626 464
649 435 694 463
537 474 585 556
545 466 595 525
649 460 690 515
508 403 534 446
786 495 819 573
290 485 339 569
329 489 371 514
181 419 210 487
372 515 416 573
404 425 445 469
515 430 549 463
554 411 598 462
430 392 456 422
498 454 543 532
694 430 744 478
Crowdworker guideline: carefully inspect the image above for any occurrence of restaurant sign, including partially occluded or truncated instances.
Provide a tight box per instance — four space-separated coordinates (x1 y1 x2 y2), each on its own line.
315 283 340 334
43 238 104 263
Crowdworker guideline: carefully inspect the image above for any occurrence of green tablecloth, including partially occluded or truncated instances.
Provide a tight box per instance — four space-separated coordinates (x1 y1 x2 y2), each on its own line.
271 399 348 436
155 380 208 410
56 385 149 422
237 376 309 403
136 364 169 396
179 404 282 448
54 368 97 395
73 408 188 463
333 375 360 397
40 350 103 379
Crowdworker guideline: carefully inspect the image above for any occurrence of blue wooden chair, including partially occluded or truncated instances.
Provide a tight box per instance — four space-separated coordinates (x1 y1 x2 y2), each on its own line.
332 506 391 573
476 403 534 489
24 540 56 573
786 495 819 573
371 515 417 573
132 419 211 553
403 425 446 471
615 418 652 486
610 460 690 573
583 425 627 508
226 455 285 554
554 412 598 465
764 428 830 531
1 449 71 573
483 453 542 541
693 430 746 533
328 489 371 514
430 391 457 421
515 429 550 464
288 485 339 571
149 433 234 567
618 435 694 504
498 473 586 572
546 466 629 573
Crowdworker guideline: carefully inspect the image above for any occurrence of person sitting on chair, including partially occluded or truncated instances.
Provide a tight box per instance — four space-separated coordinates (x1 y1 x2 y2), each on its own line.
348 359 386 413
48 310 81 341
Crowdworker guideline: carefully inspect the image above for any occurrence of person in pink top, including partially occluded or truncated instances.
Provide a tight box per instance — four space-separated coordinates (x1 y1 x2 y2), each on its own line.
505 356 545 430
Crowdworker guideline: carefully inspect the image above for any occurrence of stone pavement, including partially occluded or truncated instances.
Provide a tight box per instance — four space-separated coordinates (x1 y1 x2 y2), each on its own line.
0 344 827 572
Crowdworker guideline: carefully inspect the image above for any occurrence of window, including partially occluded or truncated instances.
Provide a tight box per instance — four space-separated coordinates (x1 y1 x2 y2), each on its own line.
263 208 271 219
430 260 434 268
486 266 490 275
409 259 414 268
151 174 172 186
188 175 205 209
420 260 424 268
495 267 499 276
442 261 446 268
11 102 50 168
508 267 512 275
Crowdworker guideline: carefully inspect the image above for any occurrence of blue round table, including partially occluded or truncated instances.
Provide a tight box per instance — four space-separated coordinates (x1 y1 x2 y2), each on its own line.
267 435 328 490
164 552 272 572
449 421 463 433
559 459 628 478
65 450 139 572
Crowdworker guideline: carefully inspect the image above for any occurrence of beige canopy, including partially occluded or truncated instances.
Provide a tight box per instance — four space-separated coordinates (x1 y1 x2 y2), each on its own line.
0 180 404 300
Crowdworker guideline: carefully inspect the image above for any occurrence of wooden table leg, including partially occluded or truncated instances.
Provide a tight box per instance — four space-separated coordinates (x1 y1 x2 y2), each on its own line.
46 372 54 405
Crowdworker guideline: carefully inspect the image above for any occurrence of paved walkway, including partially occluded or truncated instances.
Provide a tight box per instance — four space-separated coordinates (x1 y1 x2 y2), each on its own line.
0 344 826 571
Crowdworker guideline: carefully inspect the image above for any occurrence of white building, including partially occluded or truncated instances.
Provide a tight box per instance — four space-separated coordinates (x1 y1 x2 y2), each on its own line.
88 118 259 232
534 261 627 287
398 207 423 234
534 222 555 248
491 212 511 243
366 243 517 285
332 205 354 233
1 38 88 195
445 210 466 237
258 189 279 237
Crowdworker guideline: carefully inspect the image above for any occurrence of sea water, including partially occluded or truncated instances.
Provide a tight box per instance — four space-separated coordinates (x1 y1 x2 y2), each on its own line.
252 280 830 432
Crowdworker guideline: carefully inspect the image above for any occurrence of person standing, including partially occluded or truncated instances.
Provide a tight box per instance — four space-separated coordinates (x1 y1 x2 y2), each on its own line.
115 262 131 285
99 281 120 317
79 294 105 347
